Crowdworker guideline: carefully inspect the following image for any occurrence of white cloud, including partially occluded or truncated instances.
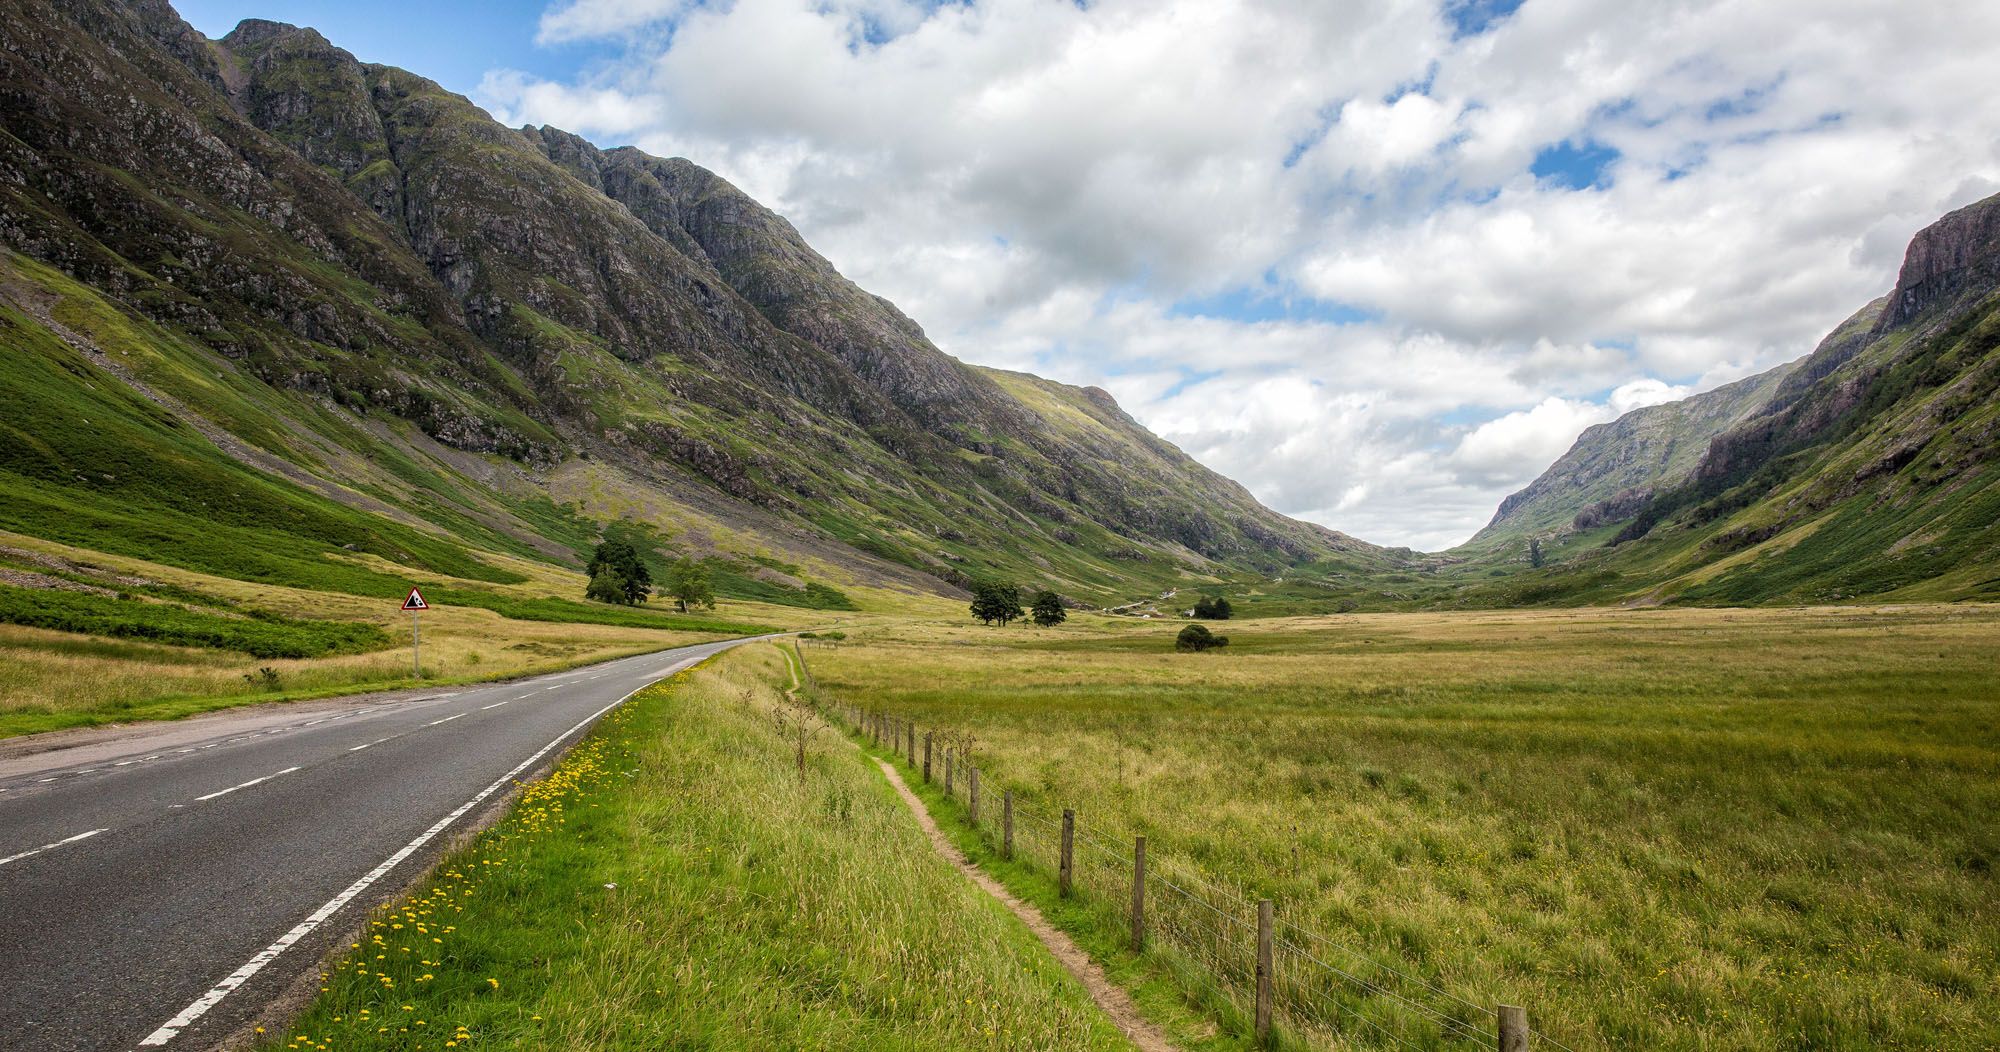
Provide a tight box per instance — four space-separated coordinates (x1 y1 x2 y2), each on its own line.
480 0 2000 549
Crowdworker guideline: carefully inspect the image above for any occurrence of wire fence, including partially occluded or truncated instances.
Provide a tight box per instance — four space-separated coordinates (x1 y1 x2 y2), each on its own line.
798 658 1579 1052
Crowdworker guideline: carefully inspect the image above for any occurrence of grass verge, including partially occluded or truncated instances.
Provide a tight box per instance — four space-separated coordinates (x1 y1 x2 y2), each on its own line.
263 645 1139 1051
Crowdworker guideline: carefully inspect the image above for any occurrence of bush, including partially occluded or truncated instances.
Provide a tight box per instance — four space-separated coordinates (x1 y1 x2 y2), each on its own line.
0 584 388 659
1192 595 1233 619
1176 623 1229 652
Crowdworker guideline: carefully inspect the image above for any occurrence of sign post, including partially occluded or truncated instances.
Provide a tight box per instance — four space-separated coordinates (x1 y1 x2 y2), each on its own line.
402 587 429 678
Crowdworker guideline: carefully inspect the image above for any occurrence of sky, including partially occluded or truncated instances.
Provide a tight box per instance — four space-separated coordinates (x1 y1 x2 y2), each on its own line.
176 0 2000 550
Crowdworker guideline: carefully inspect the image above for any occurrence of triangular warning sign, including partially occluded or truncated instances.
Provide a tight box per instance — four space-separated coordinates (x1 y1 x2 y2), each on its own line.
402 587 429 611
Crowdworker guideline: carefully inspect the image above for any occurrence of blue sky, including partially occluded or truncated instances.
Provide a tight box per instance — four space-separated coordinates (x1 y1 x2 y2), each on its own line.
171 0 2000 549
175 1 591 96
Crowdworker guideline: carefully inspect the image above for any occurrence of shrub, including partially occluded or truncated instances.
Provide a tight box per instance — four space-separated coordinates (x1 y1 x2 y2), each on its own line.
1192 595 1233 619
1176 623 1229 652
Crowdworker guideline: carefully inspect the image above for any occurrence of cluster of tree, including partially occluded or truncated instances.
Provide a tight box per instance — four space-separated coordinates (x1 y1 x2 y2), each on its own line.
585 540 652 606
969 581 1069 627
1191 595 1233 619
585 541 715 613
1528 537 1545 568
1176 623 1229 651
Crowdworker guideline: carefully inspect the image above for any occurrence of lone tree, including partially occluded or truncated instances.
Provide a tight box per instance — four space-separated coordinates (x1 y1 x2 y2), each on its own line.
585 540 652 605
1192 595 1233 620
1529 538 1545 568
970 580 1025 626
1030 590 1067 627
666 558 716 613
1176 623 1230 652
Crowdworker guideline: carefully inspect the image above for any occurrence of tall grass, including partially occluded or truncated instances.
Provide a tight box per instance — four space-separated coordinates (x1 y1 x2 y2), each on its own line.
268 647 1137 1051
812 607 2000 1051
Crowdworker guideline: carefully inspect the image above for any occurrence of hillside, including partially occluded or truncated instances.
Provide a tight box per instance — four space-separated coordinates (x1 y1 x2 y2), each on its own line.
0 0 1381 639
1469 359 1803 548
1462 191 2000 605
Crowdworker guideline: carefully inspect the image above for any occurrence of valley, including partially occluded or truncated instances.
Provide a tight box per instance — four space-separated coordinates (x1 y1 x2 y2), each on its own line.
0 0 1995 1049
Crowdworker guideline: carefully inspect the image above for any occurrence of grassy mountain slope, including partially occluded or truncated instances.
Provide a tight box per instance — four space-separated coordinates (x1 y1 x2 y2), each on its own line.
1468 357 1804 549
1456 192 2000 606
0 0 1385 714
0 0 1376 626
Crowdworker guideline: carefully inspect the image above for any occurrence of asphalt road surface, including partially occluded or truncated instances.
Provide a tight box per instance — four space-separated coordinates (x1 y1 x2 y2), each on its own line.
0 635 763 1052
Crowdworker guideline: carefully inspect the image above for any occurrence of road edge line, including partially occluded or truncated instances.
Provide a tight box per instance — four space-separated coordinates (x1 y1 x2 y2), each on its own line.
135 647 732 1048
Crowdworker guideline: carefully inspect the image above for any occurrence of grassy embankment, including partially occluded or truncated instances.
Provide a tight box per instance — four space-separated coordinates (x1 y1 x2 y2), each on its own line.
809 607 2000 1051
0 525 845 739
264 645 1136 1052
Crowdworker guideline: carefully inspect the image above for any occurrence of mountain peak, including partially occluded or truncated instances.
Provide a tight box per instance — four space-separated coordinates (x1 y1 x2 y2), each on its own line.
1879 190 2000 331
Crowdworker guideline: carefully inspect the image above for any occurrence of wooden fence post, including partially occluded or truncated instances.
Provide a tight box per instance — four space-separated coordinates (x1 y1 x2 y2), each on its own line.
1059 809 1075 897
1131 836 1146 952
1498 1005 1528 1052
906 722 916 766
946 749 955 794
1255 899 1274 1046
923 732 932 783
1003 790 1014 860
969 768 981 823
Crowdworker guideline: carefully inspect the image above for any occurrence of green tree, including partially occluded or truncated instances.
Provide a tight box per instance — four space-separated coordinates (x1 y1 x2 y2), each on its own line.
1176 623 1230 651
586 540 652 605
969 580 1025 626
585 567 627 605
1529 538 1545 568
666 558 716 613
1192 595 1233 619
1029 590 1067 627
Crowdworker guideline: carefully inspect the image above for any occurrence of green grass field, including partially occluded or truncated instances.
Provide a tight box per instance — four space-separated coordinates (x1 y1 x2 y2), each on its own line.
267 646 1136 1052
808 607 2000 1051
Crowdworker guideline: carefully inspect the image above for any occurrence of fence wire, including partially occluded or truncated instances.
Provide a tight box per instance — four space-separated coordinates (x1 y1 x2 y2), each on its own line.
820 701 1572 1051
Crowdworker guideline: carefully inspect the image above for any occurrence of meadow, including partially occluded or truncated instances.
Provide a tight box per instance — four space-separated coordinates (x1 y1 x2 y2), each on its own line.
268 646 1137 1052
809 606 2000 1051
0 527 837 739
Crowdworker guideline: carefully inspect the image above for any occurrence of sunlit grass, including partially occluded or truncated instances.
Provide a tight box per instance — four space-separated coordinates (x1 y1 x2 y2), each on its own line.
269 646 1136 1051
810 605 2000 1051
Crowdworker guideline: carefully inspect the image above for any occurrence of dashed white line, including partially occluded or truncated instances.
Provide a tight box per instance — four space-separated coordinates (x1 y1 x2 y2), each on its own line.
193 767 301 803
348 737 396 753
426 713 464 727
0 828 107 868
481 701 508 710
136 672 680 1047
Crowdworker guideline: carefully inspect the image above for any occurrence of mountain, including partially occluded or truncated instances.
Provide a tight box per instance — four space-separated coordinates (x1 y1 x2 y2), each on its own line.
1470 359 1804 549
0 0 1382 616
1477 191 2000 604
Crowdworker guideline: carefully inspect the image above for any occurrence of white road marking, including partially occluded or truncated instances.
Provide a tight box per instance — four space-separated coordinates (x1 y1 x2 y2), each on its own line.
0 828 107 868
426 714 464 727
516 693 532 700
481 701 508 710
135 661 699 1048
348 737 396 753
194 767 301 803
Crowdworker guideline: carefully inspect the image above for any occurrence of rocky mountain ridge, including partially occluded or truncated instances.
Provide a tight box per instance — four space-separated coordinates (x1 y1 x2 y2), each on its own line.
0 0 1384 606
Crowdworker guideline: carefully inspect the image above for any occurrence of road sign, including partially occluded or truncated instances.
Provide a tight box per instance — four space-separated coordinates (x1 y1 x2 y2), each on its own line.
403 588 428 678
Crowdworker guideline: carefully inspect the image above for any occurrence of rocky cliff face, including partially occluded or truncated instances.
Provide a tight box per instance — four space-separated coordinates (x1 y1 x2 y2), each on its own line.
0 0 1376 595
1879 193 2000 330
1469 362 1798 548
1587 191 2000 602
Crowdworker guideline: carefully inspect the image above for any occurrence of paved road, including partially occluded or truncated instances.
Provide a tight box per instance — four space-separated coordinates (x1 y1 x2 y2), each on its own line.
0 636 764 1052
